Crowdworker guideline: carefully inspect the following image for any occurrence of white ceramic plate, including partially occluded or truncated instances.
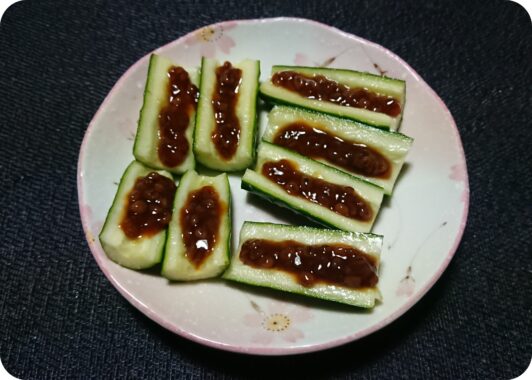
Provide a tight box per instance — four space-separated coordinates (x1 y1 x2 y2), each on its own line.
78 18 469 355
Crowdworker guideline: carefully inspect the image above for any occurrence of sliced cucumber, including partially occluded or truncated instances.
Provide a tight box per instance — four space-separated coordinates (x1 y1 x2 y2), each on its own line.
133 54 199 174
259 65 406 130
162 170 231 280
262 105 413 194
223 222 382 308
99 161 174 269
241 142 384 233
194 58 260 171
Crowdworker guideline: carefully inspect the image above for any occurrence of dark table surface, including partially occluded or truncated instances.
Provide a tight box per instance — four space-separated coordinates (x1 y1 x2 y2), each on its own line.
1 1 531 378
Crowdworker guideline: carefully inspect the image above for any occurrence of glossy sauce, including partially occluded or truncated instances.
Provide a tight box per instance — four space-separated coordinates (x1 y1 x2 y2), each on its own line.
180 186 224 268
262 159 372 221
240 239 378 288
120 172 176 239
271 71 401 117
212 61 242 159
157 66 199 167
273 122 391 178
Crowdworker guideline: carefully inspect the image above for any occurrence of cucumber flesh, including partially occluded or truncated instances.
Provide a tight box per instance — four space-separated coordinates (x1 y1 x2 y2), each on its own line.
223 222 382 308
242 142 384 233
133 54 198 174
162 170 231 280
194 58 260 171
99 161 174 269
259 65 406 130
262 105 413 194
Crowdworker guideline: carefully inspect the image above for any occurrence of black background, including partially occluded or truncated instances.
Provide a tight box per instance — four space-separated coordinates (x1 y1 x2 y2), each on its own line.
1 1 531 378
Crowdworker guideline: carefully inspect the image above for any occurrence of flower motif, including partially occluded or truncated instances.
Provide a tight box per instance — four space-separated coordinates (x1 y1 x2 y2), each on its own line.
449 164 468 203
294 53 311 66
396 266 415 297
243 300 313 345
449 164 466 183
186 22 237 58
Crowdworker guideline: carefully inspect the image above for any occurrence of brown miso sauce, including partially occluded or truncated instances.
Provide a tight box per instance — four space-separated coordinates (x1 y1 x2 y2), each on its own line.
180 186 224 268
240 239 378 288
211 61 242 159
120 172 176 239
261 159 372 221
157 66 199 167
271 71 401 117
273 122 391 178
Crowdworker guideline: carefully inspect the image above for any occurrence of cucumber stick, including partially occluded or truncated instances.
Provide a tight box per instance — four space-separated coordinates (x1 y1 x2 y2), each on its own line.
133 54 198 174
262 106 413 194
99 161 174 269
260 65 406 130
162 170 231 280
223 222 382 308
194 58 260 171
242 142 384 233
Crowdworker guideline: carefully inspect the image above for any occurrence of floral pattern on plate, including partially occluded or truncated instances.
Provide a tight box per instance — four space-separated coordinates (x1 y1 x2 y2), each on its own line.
184 22 237 57
243 301 313 344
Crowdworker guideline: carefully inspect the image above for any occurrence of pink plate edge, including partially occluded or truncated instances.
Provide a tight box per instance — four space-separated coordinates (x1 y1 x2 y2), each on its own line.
77 17 470 356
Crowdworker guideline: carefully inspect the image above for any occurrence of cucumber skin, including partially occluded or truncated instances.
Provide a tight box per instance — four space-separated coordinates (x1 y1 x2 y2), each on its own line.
245 62 261 170
239 221 383 241
192 57 207 161
193 59 261 171
223 275 376 308
248 66 261 169
241 179 339 231
132 55 156 161
266 105 413 141
225 174 233 263
98 161 138 257
271 65 405 86
259 90 390 130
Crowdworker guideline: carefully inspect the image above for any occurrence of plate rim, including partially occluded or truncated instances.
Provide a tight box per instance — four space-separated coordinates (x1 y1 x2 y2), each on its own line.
77 16 470 355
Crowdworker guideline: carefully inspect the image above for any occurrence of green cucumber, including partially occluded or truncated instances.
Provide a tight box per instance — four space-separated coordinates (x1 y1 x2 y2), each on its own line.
262 105 413 194
162 170 231 280
133 54 198 174
241 142 384 233
194 58 260 171
222 222 382 308
99 161 174 269
259 65 406 130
